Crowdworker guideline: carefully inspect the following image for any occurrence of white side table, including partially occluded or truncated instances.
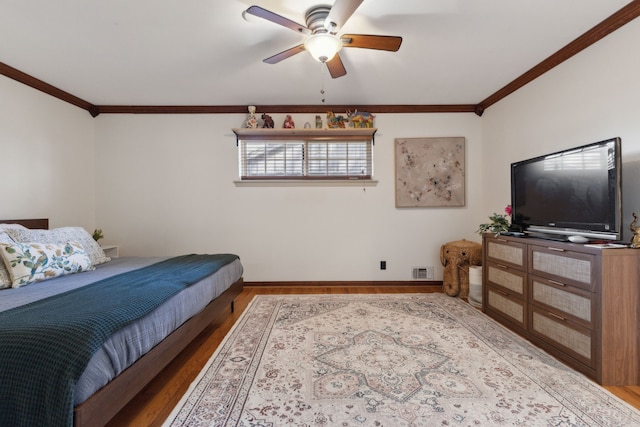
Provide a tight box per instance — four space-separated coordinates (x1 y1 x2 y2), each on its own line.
100 245 119 258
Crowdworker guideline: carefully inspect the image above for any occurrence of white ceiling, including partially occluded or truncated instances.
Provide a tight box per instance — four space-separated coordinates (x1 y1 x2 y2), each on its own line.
0 0 633 107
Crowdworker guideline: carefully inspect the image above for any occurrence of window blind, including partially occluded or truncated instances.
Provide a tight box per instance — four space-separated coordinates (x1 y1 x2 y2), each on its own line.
240 140 372 180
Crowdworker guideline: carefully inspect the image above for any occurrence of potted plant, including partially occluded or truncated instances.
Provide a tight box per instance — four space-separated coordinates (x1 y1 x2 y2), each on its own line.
477 205 512 236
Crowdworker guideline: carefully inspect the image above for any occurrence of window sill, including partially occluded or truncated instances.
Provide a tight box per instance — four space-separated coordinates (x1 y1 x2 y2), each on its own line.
234 179 379 187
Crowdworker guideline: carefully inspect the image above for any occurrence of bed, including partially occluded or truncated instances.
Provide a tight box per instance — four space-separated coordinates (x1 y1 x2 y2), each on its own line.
0 218 244 427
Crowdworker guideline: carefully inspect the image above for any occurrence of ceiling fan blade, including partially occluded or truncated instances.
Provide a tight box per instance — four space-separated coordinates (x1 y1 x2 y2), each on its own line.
263 44 306 64
326 53 347 78
245 6 310 35
341 34 402 51
325 0 364 32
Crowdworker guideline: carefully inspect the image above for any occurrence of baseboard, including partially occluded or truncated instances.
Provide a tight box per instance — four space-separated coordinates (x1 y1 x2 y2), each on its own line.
244 280 443 288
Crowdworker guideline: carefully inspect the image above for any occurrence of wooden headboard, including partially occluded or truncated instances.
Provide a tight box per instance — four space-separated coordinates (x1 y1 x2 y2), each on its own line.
0 219 49 229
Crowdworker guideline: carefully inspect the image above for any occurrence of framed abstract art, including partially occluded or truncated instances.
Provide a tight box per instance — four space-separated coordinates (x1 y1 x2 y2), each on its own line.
395 137 466 207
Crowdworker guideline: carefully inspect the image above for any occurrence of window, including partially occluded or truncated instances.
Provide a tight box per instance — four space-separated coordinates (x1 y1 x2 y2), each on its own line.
235 128 376 181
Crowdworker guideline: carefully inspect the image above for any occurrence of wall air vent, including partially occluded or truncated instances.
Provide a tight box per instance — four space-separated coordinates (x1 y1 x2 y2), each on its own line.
412 266 434 280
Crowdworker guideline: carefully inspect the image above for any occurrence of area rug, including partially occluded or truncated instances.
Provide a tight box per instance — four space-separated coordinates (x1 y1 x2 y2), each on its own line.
164 294 640 426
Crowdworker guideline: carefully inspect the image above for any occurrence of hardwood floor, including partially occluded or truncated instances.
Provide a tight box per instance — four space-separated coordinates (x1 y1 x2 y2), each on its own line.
106 285 640 426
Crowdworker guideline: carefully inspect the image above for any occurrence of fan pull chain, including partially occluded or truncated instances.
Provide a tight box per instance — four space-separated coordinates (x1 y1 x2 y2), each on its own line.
320 63 326 103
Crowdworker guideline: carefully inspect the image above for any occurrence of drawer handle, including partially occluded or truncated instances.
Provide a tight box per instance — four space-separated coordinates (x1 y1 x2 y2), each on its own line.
496 263 509 269
495 289 509 296
547 311 566 321
548 247 566 252
548 279 566 287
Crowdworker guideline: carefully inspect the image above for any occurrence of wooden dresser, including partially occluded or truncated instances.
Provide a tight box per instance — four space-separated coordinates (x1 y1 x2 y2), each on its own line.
482 234 640 385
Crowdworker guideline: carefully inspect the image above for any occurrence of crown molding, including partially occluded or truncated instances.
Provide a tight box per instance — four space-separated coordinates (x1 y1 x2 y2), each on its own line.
93 104 477 115
475 0 640 115
0 62 99 116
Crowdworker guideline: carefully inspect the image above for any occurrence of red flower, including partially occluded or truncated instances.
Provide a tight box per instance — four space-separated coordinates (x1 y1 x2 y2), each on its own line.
504 205 512 216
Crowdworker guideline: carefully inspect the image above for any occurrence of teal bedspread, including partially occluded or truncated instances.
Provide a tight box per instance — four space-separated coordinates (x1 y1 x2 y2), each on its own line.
0 253 239 427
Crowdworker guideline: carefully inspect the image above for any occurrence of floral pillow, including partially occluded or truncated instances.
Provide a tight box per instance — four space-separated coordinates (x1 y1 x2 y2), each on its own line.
6 227 110 266
0 241 94 288
0 232 15 289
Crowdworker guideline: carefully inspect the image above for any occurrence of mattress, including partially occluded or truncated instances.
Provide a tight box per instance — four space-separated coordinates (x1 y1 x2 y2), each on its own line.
0 256 243 405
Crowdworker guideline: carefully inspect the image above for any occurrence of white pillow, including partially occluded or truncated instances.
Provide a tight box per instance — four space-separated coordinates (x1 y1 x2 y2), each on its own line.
0 231 15 289
6 227 111 266
0 241 94 288
0 223 27 231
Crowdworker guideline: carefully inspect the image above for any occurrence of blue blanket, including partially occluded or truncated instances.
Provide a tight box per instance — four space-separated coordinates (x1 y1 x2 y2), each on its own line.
0 253 239 427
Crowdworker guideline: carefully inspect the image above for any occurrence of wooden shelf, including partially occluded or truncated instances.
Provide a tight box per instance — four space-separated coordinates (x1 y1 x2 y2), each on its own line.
232 127 377 141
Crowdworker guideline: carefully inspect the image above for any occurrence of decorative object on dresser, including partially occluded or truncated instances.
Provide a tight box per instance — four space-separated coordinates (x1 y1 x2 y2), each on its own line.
630 212 640 248
439 239 482 299
164 293 640 426
482 233 640 385
477 205 512 236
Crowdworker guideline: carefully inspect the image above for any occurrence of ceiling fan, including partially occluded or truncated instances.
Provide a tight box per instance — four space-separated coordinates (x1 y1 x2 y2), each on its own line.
243 0 402 78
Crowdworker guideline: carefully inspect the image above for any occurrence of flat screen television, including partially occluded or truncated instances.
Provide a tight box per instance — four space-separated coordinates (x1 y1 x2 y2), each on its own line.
511 137 622 241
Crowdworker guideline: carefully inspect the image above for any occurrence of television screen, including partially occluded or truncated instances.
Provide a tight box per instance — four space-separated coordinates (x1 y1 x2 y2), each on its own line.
511 137 621 241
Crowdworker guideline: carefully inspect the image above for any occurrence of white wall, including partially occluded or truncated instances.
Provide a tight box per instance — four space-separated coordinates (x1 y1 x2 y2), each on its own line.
0 75 96 229
94 113 483 281
3 16 638 281
481 17 640 242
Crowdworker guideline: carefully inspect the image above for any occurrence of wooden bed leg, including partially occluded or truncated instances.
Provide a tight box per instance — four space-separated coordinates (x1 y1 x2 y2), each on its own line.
231 300 235 313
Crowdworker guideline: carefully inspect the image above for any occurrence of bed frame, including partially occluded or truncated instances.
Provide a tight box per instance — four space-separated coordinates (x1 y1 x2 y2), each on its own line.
0 219 244 427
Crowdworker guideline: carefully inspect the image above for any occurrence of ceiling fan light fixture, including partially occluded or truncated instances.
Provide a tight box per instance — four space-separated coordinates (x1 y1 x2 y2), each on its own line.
304 33 342 63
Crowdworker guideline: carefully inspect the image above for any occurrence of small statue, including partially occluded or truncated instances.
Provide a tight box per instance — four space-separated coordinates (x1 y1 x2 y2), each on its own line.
630 213 640 248
283 115 295 129
327 111 347 129
262 113 274 128
347 110 375 128
315 115 323 129
244 105 258 129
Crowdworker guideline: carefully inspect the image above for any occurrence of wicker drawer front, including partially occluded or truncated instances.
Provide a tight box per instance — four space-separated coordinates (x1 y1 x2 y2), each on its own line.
530 248 594 291
487 263 526 296
531 278 592 324
487 287 525 328
530 308 594 367
487 239 526 268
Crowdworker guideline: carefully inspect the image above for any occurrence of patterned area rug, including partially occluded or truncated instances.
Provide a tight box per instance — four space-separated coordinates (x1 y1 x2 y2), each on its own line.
164 294 640 426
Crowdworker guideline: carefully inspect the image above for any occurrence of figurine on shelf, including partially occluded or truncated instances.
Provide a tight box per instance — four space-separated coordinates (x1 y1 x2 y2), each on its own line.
315 115 322 129
327 111 347 129
630 212 640 248
347 110 375 128
262 113 274 128
283 115 295 129
244 105 258 129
